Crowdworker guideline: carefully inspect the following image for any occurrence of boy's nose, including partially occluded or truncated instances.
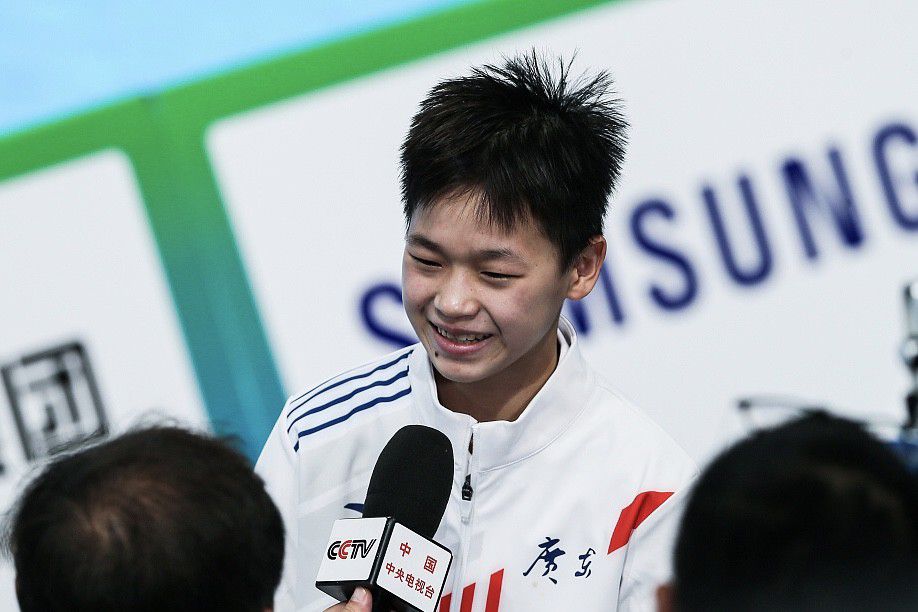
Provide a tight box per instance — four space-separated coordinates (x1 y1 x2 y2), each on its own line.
433 273 479 319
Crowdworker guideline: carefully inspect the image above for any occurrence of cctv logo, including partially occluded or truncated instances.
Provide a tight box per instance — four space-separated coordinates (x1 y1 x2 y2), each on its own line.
327 539 378 560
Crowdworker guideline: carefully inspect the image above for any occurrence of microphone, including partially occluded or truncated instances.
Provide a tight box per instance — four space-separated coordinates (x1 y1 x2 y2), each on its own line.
316 425 454 611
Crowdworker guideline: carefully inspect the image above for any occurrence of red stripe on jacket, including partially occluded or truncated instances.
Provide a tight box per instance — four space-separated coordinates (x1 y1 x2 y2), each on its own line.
608 490 674 554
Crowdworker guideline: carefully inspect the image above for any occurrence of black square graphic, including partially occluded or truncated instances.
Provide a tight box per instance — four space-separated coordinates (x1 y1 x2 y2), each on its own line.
2 342 108 461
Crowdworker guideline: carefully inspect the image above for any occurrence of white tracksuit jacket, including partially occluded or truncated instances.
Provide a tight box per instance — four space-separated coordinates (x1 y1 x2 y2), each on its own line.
256 317 697 612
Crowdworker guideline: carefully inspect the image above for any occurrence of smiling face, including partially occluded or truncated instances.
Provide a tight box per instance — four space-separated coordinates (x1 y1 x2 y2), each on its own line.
402 192 591 396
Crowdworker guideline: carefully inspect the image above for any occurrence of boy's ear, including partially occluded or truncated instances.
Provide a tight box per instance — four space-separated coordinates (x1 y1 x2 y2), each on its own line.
565 235 606 300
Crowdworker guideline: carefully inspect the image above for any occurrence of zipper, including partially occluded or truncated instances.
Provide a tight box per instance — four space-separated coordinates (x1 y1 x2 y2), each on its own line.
460 431 474 519
461 431 474 502
451 427 476 605
462 473 473 501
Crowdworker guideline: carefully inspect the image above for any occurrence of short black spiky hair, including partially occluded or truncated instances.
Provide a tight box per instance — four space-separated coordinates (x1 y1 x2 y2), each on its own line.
400 50 628 269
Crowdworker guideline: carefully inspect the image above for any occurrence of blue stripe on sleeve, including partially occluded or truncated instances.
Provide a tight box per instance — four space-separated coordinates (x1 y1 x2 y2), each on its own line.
293 386 412 452
286 350 412 419
286 367 409 434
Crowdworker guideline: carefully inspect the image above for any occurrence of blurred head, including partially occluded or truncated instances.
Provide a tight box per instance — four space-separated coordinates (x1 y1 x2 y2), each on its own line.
7 427 284 612
399 51 626 388
664 413 918 611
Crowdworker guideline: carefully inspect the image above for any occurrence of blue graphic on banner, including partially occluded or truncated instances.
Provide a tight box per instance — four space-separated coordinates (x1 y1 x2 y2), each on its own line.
874 122 918 231
702 176 772 286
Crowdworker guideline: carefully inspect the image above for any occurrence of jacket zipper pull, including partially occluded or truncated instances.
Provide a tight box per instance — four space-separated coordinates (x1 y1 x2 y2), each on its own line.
462 473 473 501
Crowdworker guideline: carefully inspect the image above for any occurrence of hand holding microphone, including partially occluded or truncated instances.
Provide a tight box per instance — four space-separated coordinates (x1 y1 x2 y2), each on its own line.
317 425 454 612
324 586 373 612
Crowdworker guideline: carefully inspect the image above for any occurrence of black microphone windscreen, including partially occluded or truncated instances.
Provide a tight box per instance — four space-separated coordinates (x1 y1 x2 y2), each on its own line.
363 425 454 539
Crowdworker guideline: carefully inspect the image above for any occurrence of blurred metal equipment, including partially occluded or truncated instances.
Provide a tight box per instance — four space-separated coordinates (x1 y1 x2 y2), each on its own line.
734 278 918 472
901 278 918 430
736 395 828 432
735 396 903 441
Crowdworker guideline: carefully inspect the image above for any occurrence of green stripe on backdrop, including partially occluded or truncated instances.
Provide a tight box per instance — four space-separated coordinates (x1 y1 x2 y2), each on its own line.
0 99 285 462
0 0 622 461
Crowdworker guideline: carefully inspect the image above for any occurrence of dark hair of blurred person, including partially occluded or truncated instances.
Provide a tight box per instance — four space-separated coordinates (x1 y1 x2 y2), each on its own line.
659 413 918 612
6 426 284 612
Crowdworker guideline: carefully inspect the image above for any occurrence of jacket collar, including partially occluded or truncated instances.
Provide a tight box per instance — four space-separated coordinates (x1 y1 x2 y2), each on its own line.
408 316 595 471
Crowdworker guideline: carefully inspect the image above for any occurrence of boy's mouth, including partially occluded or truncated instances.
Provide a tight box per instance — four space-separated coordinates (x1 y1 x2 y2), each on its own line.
431 323 492 345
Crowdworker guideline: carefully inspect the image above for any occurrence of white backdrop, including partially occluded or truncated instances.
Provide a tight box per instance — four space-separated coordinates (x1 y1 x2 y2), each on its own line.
0 150 208 607
208 0 918 463
0 0 915 610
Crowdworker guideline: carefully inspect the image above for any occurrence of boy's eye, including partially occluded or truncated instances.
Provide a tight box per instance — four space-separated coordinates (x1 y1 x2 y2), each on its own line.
482 271 517 280
409 253 440 267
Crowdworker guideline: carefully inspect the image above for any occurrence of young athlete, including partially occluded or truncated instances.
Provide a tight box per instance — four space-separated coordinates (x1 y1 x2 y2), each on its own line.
256 51 696 612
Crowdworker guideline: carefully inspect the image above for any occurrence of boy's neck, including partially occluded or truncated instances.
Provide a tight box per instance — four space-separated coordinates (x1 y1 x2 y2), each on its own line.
433 328 561 423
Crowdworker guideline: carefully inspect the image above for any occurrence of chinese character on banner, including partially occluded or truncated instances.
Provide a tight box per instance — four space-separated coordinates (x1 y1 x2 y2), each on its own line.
575 548 595 578
399 541 412 557
1 342 108 461
395 568 405 583
406 574 415 588
415 579 426 593
424 585 435 599
385 562 395 575
424 555 437 573
523 536 567 584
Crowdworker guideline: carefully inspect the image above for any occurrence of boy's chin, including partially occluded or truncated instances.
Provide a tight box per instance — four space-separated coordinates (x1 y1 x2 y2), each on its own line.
430 358 498 386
